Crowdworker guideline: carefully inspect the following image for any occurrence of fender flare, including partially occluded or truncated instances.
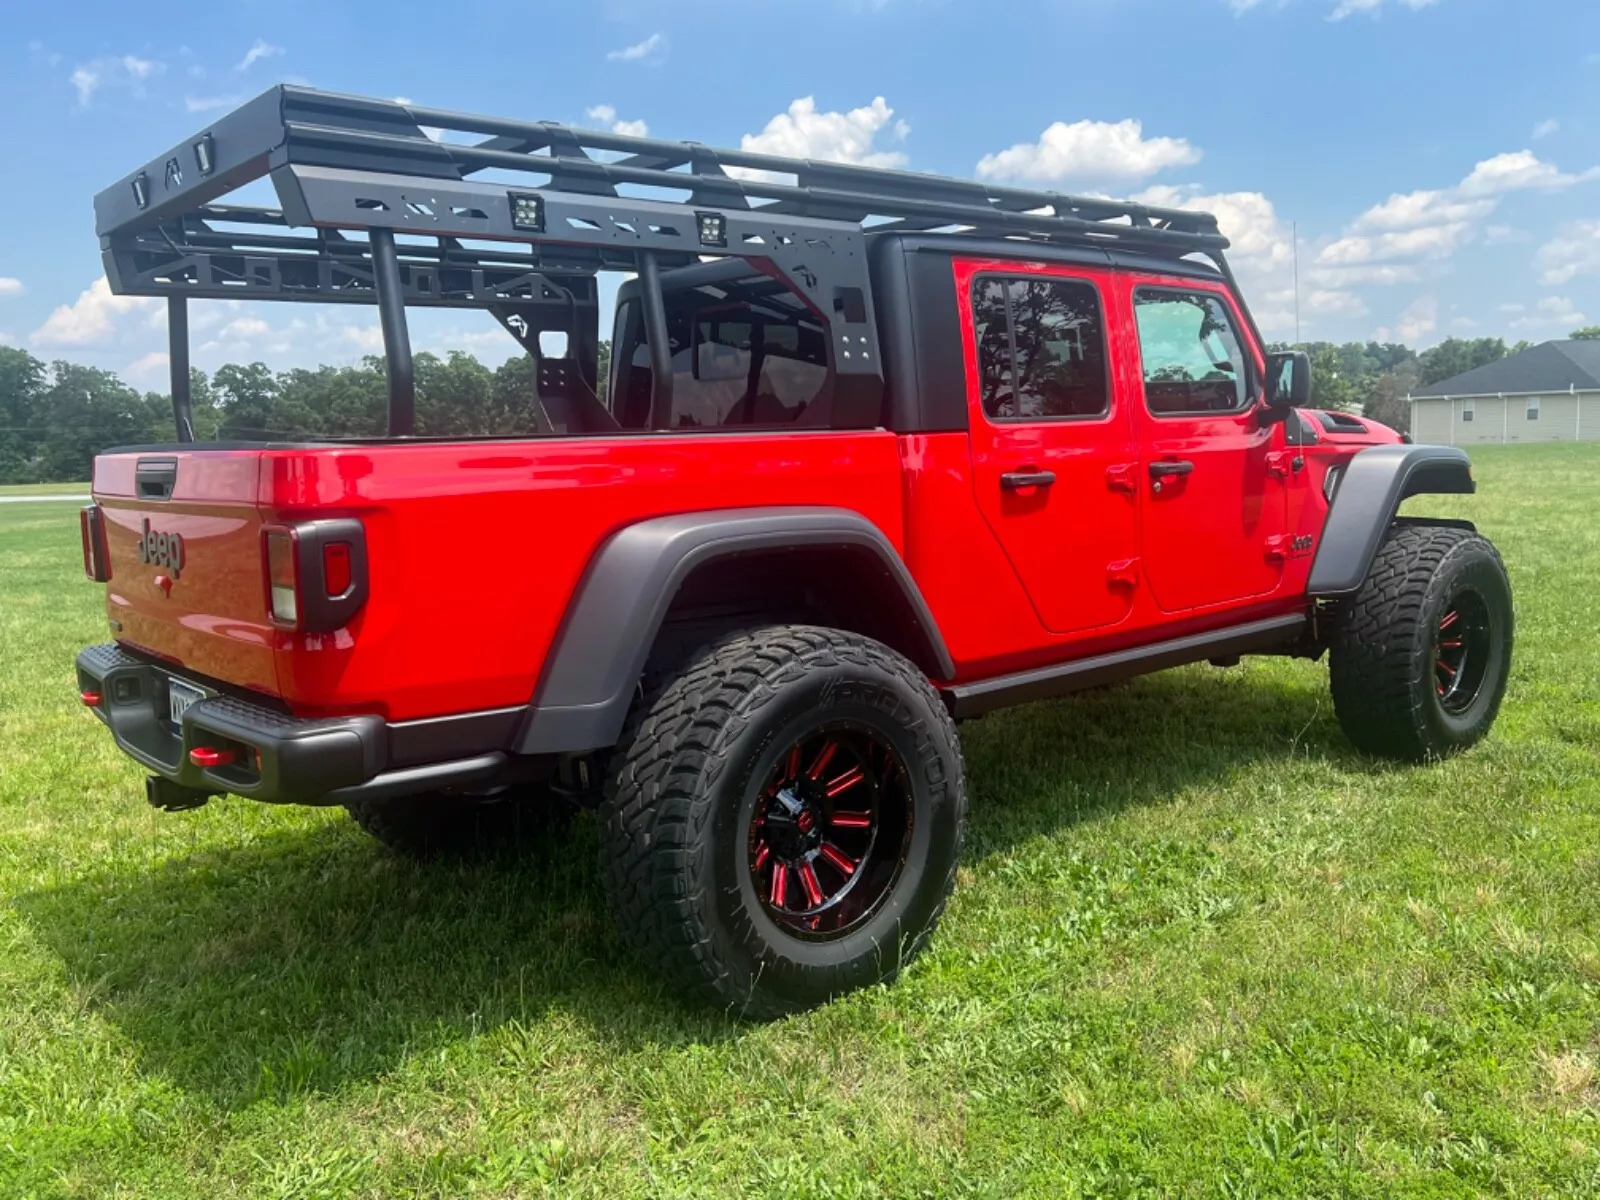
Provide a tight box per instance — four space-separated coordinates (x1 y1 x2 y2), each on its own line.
515 507 954 754
1307 444 1477 595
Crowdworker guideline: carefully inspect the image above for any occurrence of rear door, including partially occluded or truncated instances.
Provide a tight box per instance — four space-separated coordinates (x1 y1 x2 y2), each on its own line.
957 259 1141 636
1120 276 1289 613
93 450 279 693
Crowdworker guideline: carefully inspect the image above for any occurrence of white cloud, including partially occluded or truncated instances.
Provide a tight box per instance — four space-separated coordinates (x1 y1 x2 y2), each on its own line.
1227 0 1439 16
1318 222 1475 265
1329 0 1440 17
1483 224 1528 245
70 55 165 107
977 119 1199 185
341 324 385 353
606 33 666 63
1509 295 1586 331
739 96 909 170
586 104 649 138
31 277 160 347
0 277 23 297
1376 295 1438 343
1308 263 1422 287
1352 189 1495 232
1134 184 1300 335
125 351 170 382
235 40 283 72
1306 289 1369 318
0 331 14 346
1536 220 1600 286
185 93 243 113
1458 149 1593 195
1322 148 1596 273
1533 119 1560 140
220 316 270 339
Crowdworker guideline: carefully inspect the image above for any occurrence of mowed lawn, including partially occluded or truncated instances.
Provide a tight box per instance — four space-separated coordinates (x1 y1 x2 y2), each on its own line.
0 482 89 496
3 445 1599 1199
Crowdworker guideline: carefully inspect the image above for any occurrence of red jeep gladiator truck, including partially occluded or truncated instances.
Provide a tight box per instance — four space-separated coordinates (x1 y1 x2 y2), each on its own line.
75 87 1513 1016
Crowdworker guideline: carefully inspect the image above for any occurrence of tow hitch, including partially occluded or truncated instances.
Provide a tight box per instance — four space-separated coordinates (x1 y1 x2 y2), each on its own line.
146 776 213 812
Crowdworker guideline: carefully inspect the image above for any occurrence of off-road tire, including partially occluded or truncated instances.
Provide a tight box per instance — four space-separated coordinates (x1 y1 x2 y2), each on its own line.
345 786 572 858
601 625 966 1018
1330 523 1512 761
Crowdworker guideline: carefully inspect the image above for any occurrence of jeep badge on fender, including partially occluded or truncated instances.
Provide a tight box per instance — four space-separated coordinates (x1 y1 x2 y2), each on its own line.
137 518 184 579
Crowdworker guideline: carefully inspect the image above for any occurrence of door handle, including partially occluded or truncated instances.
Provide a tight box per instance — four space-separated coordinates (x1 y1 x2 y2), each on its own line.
1148 460 1195 479
1000 469 1057 490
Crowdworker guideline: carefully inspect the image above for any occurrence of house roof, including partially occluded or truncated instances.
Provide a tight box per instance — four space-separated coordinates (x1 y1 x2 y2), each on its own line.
1412 340 1600 399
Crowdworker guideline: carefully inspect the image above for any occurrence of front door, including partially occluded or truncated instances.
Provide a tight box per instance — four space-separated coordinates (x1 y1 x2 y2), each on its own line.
1121 277 1289 613
958 260 1141 636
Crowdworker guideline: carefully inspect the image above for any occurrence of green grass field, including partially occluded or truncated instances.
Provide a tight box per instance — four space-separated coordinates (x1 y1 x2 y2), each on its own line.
0 482 90 496
3 445 1598 1198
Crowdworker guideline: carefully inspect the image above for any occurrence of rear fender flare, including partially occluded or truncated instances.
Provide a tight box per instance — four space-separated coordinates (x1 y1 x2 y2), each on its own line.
1308 444 1477 595
515 507 953 754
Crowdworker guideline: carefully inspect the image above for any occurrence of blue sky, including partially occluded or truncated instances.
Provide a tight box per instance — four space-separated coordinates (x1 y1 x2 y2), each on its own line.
5 0 1600 388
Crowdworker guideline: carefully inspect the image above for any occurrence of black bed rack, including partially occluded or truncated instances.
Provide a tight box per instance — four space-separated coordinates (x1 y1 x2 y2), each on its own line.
96 85 1235 440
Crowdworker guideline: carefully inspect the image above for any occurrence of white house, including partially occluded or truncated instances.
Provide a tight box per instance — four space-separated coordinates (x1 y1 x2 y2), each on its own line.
1409 340 1600 445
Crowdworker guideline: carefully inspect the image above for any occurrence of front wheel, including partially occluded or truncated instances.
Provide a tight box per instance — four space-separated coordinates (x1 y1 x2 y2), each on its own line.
601 625 966 1018
1330 524 1513 761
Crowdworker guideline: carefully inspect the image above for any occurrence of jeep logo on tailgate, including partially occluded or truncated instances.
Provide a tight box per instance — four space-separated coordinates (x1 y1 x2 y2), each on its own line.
138 518 185 579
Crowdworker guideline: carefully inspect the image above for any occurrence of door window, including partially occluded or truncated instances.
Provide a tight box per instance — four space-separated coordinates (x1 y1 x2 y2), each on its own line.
1133 289 1252 416
971 276 1109 421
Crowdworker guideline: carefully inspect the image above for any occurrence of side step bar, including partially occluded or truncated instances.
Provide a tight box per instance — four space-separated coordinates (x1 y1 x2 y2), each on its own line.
946 613 1309 719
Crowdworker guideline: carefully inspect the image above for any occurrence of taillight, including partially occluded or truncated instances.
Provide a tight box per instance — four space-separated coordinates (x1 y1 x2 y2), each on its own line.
262 520 367 633
264 527 299 626
323 541 353 597
80 505 111 582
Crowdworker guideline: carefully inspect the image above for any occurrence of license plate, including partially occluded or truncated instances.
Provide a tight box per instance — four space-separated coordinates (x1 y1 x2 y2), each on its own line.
168 678 205 725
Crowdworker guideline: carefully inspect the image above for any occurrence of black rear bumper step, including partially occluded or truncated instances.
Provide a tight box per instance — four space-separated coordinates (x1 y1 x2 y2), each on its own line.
75 644 511 806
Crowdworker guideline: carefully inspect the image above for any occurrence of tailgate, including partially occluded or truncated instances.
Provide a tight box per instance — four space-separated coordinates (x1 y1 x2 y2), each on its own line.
93 450 279 695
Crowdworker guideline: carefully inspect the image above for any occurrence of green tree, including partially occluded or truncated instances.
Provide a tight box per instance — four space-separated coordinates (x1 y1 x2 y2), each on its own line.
416 350 495 436
1416 338 1510 387
34 362 166 481
1363 361 1421 436
0 346 48 483
1570 325 1600 340
214 362 287 439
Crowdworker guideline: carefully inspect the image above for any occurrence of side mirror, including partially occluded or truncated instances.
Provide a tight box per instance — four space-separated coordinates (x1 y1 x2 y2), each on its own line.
1265 350 1312 408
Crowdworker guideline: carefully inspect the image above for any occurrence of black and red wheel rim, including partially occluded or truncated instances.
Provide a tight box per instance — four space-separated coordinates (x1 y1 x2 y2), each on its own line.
1434 588 1493 715
747 723 914 940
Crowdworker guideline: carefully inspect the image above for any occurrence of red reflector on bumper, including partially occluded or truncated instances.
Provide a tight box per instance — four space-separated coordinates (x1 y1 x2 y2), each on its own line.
189 746 237 768
80 690 103 707
323 541 352 597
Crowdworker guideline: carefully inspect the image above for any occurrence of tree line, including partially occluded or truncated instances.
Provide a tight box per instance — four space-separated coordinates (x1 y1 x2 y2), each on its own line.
2 329 1596 484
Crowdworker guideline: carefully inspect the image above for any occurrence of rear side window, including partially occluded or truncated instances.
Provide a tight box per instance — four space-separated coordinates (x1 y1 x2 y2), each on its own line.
612 280 832 431
1133 288 1252 415
970 275 1109 421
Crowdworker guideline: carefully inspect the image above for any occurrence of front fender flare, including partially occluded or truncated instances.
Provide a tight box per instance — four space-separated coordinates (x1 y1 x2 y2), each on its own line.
515 507 953 755
1307 444 1476 595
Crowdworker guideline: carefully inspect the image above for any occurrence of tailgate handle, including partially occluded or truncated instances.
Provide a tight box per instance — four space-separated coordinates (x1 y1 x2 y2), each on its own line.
136 458 178 502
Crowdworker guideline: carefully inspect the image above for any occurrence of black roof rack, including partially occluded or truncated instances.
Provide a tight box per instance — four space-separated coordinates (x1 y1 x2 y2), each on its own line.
96 85 1226 258
95 86 1237 441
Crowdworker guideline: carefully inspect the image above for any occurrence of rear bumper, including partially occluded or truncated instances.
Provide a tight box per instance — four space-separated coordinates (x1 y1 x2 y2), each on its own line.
75 644 507 805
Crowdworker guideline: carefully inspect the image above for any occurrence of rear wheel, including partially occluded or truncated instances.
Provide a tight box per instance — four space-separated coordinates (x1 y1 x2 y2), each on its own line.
345 785 571 858
601 625 966 1018
1330 524 1513 761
